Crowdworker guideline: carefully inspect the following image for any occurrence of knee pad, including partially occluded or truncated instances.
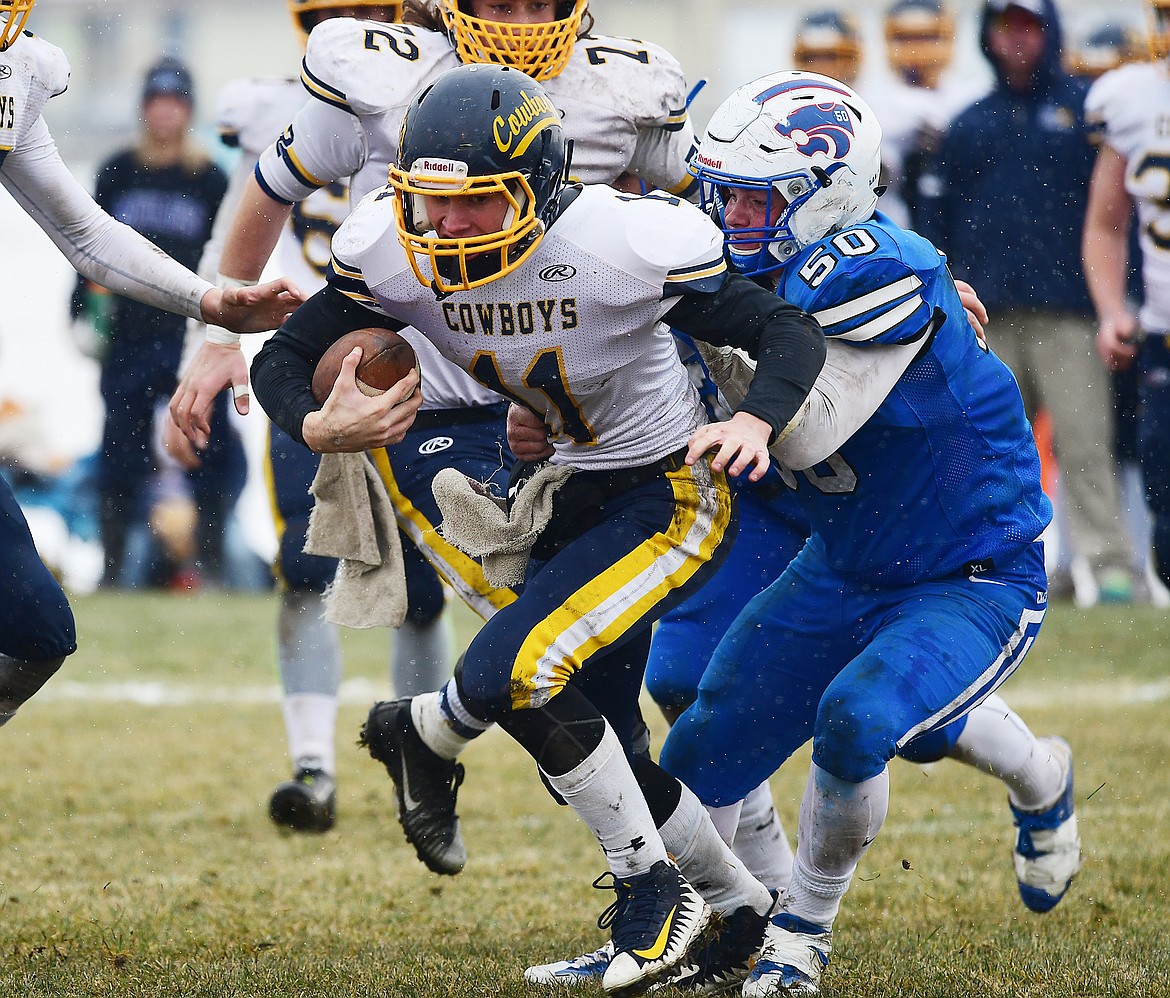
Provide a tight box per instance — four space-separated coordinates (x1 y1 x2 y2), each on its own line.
0 654 66 721
497 685 607 778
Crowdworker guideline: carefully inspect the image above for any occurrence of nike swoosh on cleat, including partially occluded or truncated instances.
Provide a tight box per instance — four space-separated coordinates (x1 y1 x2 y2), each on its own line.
632 905 677 961
400 763 422 813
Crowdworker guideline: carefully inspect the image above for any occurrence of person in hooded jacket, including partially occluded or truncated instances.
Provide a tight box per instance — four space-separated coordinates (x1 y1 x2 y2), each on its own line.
916 0 1135 606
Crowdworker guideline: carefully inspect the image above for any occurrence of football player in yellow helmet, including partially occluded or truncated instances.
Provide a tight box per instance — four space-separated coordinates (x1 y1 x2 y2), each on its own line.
792 10 863 86
884 0 954 89
0 0 35 50
1067 20 1144 79
288 0 403 42
1148 0 1170 59
416 0 591 82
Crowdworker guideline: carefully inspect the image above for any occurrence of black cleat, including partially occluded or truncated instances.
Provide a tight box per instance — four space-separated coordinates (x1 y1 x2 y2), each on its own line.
269 768 337 833
658 895 775 993
597 859 711 996
359 698 467 875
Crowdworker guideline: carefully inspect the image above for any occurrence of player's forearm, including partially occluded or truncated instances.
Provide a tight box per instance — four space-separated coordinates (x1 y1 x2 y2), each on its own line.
218 172 294 283
2 119 211 319
771 338 921 470
1082 225 1131 321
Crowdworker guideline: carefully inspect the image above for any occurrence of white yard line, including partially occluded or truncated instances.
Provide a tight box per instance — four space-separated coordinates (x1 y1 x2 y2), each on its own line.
32 676 1170 708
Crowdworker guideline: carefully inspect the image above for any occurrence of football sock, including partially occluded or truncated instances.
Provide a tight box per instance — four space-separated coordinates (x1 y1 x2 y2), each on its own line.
734 780 794 894
278 590 342 772
785 763 889 926
391 615 452 698
660 781 773 916
542 722 668 878
412 688 482 760
949 694 1064 810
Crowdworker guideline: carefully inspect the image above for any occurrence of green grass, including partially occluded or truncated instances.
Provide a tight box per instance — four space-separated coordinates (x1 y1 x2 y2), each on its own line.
1 593 1168 996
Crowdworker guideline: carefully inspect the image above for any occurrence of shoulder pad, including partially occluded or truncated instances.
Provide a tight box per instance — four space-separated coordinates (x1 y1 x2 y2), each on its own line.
1084 62 1145 123
11 33 70 97
332 187 403 286
302 18 456 117
794 220 938 345
561 187 725 293
561 33 689 126
215 77 304 154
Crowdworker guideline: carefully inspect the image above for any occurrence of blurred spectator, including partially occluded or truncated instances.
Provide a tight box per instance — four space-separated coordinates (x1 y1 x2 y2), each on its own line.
864 0 987 228
71 57 247 589
916 0 1136 605
793 9 862 85
1082 0 1170 603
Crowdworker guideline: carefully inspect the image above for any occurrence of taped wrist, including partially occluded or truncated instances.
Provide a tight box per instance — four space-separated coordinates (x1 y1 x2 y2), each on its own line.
204 273 257 347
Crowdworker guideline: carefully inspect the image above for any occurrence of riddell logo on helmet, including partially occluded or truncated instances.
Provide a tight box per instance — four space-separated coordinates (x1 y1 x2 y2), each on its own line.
493 89 558 159
692 151 724 170
417 159 461 174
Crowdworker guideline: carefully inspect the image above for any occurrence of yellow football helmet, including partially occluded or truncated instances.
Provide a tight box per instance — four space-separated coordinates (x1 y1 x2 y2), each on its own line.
0 0 35 52
388 64 567 293
793 11 863 86
438 0 588 82
1150 0 1170 59
1067 21 1144 79
287 0 403 41
884 0 954 89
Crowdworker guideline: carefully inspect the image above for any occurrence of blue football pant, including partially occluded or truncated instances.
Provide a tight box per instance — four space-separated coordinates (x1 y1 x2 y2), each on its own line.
660 541 1047 805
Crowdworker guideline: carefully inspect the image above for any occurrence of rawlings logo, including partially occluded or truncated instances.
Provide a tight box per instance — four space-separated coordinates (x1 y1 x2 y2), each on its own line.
774 103 855 159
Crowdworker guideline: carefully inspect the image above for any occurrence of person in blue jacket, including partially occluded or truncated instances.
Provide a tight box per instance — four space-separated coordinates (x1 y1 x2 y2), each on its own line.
915 0 1134 605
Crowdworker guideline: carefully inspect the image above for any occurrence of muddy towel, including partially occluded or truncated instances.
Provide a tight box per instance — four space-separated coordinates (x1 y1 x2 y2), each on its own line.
304 451 406 628
432 463 574 588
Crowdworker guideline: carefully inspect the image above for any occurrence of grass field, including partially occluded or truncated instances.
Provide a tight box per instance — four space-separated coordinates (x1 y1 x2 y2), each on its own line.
2 592 1168 997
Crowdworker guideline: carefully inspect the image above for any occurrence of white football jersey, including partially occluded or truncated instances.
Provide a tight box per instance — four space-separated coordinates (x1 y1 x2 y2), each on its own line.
0 31 69 168
1086 61 1170 334
261 18 694 206
214 76 349 293
256 17 697 411
331 185 726 471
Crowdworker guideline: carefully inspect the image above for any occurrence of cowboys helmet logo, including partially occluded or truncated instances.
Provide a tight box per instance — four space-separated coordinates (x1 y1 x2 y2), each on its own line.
774 103 855 159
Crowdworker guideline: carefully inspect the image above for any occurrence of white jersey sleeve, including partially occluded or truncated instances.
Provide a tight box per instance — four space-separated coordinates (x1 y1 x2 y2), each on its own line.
258 18 458 207
1086 62 1170 332
2 113 211 319
543 34 696 193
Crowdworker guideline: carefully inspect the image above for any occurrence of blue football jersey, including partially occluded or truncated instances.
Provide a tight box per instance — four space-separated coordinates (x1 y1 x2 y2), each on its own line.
773 212 1052 585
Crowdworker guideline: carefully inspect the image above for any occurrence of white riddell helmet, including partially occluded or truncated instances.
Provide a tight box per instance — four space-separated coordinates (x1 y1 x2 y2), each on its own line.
689 71 883 276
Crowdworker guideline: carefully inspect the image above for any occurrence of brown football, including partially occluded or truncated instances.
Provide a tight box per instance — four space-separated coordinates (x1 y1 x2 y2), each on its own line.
311 328 420 404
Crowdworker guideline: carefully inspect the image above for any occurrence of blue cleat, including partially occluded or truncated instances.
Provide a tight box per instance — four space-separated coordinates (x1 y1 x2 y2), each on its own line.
1011 736 1082 913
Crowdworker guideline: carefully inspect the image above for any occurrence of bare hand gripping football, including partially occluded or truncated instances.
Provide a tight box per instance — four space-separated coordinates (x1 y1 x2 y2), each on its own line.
312 328 422 404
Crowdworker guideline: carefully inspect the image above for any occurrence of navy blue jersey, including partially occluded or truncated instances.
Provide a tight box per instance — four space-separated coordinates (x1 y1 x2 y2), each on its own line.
773 211 1052 584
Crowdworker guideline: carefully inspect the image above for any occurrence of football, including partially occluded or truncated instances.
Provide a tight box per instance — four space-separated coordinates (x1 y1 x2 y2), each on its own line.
311 328 420 404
